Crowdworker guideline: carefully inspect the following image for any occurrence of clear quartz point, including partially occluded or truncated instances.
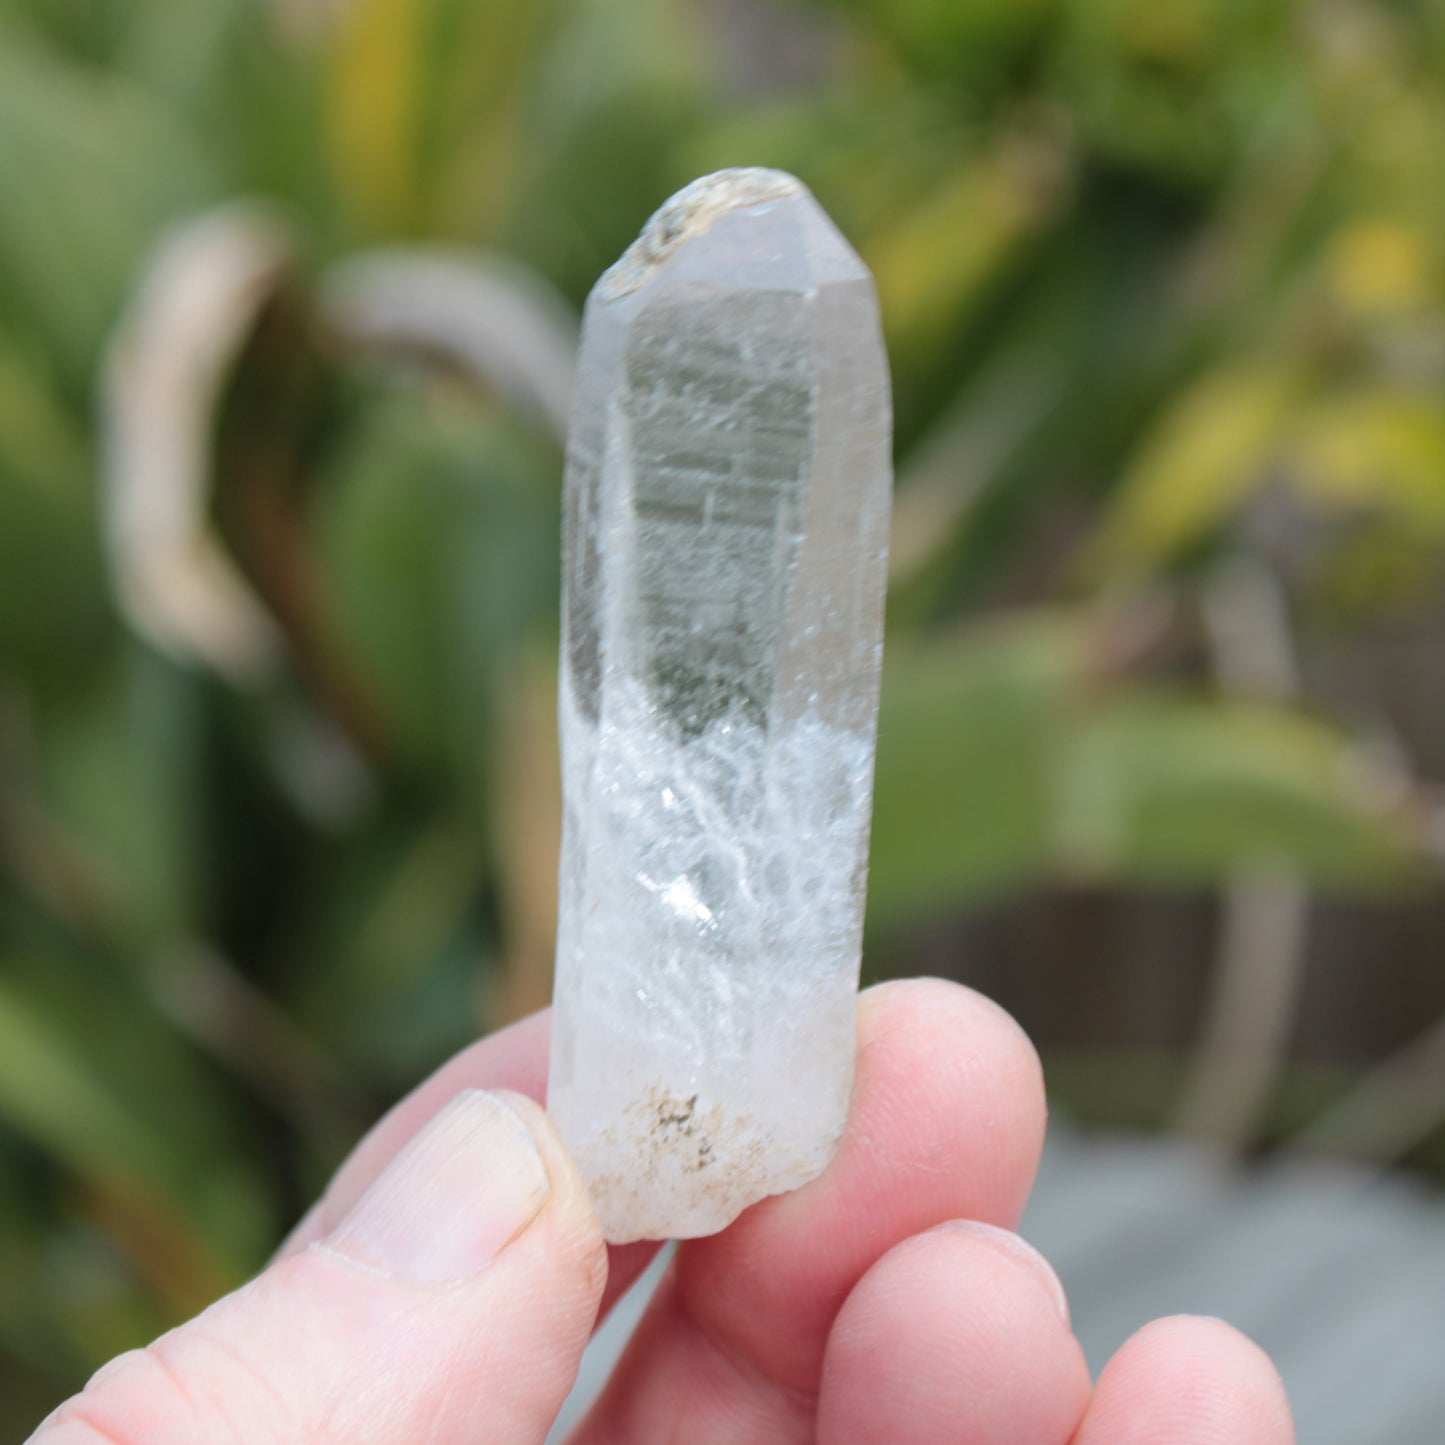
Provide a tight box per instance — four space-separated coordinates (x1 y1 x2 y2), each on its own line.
547 168 893 1242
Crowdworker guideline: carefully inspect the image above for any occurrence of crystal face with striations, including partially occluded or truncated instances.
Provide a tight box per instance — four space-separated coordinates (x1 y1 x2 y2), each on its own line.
547 169 892 1242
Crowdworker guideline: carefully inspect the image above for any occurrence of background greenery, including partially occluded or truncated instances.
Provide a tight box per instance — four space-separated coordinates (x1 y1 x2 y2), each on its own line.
2 0 1444 1428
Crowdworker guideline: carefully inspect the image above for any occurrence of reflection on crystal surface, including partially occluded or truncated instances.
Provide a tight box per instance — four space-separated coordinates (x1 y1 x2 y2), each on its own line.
548 169 892 1242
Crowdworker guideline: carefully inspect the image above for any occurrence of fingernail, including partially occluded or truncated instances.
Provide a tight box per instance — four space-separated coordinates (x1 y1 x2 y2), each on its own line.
324 1090 551 1284
935 1220 1072 1325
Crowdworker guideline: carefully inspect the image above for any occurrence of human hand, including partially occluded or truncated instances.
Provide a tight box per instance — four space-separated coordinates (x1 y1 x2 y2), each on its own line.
30 979 1293 1443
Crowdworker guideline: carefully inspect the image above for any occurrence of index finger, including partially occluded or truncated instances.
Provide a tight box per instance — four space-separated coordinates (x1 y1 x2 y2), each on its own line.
571 977 1049 1442
679 977 1049 1389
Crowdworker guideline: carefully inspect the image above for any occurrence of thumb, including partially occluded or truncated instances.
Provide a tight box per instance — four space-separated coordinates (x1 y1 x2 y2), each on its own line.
32 1090 608 1445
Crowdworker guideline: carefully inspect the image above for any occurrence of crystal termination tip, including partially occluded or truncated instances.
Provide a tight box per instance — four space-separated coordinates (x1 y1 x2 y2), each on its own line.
598 168 806 299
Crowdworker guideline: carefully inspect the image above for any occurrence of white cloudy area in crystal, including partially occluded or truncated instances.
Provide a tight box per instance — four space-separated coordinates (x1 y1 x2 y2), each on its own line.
548 168 892 1242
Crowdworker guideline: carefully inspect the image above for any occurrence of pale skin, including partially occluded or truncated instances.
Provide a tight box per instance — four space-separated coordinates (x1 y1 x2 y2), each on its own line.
31 978 1295 1444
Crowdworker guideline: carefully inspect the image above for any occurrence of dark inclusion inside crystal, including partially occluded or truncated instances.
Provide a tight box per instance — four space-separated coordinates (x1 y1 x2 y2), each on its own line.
622 287 812 739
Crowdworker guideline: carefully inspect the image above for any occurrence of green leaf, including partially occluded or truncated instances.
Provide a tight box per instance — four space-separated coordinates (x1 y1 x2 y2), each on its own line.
0 334 115 692
0 29 216 385
317 393 560 784
865 130 1068 373
0 966 264 1287
1286 386 1445 529
31 648 205 942
1055 694 1413 883
869 613 1417 927
870 615 1088 921
1088 361 1305 577
326 0 565 237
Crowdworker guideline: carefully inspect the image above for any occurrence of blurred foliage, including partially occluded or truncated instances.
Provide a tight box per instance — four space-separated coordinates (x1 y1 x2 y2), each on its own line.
1 0 1444 1422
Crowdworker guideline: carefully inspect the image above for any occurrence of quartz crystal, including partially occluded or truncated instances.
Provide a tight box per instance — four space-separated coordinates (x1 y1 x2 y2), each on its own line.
547 169 892 1242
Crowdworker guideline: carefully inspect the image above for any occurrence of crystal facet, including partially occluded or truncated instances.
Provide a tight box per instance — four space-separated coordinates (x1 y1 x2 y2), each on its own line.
548 168 893 1242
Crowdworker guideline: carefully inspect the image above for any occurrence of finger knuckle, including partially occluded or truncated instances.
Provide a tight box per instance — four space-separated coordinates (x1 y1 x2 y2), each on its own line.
36 1325 288 1445
36 1348 195 1445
